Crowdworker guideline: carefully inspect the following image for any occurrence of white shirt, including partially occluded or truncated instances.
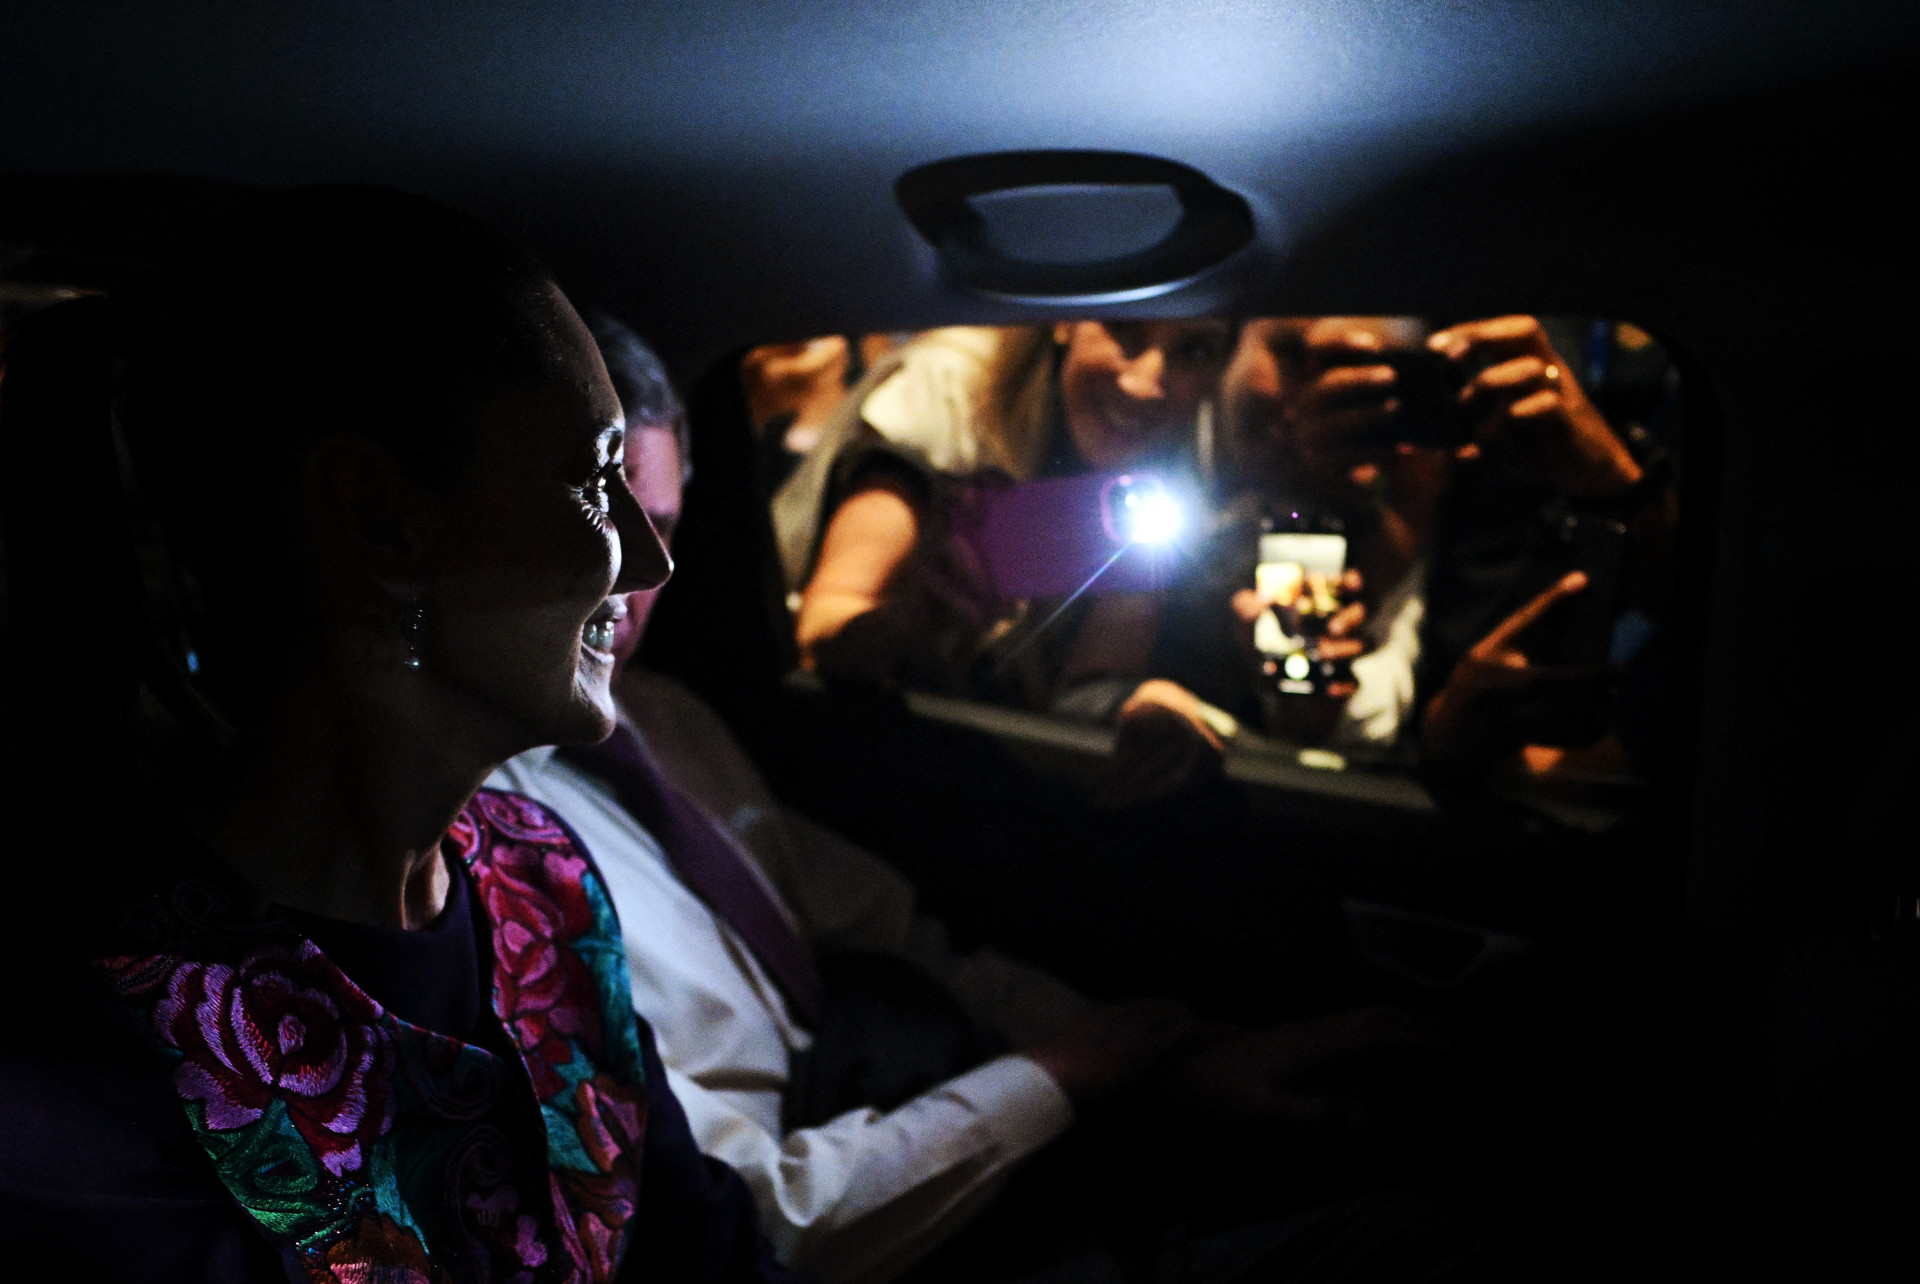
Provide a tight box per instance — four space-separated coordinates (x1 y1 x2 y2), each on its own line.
1329 558 1427 754
858 326 1009 475
488 670 1082 1284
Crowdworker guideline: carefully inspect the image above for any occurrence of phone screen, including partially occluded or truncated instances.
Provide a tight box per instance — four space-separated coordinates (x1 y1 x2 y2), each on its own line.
1254 531 1351 694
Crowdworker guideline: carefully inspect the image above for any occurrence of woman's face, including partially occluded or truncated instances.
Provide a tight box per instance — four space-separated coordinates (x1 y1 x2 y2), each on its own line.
416 284 670 752
1054 319 1237 470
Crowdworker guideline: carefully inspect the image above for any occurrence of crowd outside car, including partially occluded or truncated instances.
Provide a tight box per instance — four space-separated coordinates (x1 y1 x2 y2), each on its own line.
777 312 1680 797
1220 311 1680 783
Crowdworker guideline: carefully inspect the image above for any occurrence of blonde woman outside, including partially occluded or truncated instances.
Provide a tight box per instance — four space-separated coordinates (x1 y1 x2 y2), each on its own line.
790 321 1242 804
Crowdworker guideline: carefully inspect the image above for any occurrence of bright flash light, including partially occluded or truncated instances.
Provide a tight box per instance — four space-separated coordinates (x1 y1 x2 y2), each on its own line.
1124 489 1184 543
1107 474 1186 545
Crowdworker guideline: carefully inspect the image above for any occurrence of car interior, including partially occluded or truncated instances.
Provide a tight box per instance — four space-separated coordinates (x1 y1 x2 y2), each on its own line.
4 1 1917 1277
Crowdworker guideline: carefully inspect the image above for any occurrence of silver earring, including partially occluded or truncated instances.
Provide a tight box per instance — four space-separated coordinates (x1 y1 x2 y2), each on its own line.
401 603 426 672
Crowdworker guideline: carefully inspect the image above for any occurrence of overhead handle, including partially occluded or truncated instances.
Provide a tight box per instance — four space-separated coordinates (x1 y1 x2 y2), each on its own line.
896 150 1255 303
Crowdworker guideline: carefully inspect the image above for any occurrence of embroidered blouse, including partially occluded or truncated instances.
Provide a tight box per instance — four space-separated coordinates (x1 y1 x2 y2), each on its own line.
0 788 799 1284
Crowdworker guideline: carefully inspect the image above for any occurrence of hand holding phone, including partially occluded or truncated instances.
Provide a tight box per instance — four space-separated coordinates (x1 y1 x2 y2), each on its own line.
1250 532 1363 697
1427 316 1642 498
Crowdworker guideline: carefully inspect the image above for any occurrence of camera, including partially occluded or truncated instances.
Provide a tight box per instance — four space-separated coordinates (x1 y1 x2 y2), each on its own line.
1355 347 1473 450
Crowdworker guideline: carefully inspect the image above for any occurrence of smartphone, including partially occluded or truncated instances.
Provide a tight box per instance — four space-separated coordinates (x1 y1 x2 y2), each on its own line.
1253 530 1353 695
961 472 1188 599
1350 348 1472 449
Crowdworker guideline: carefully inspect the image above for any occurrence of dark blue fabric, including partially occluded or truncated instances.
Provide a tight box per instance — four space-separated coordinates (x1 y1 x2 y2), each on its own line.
623 1017 809 1284
289 854 487 1043
0 956 288 1282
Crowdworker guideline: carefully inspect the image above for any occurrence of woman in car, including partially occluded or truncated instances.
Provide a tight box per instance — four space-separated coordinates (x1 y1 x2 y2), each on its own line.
0 187 796 1282
793 320 1242 803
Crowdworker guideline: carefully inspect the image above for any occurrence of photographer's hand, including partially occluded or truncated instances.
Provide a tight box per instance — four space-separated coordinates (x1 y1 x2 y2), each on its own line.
1430 316 1641 499
1283 321 1402 449
1421 572 1616 775
1093 679 1229 809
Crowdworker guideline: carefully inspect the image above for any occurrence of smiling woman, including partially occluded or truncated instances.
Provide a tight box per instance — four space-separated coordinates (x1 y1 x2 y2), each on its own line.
0 187 791 1282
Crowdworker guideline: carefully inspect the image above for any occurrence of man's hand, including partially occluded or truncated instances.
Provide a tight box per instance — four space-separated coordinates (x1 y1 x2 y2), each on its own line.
1025 999 1214 1110
1167 1008 1453 1133
1422 572 1615 773
1428 316 1641 499
1092 679 1230 809
1281 323 1401 451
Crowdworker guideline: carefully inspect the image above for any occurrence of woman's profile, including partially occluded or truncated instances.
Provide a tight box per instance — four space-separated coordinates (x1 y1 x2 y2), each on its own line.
0 187 795 1282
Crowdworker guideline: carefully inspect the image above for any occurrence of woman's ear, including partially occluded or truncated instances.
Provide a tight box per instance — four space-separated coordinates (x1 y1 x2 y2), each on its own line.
302 432 433 629
305 434 426 568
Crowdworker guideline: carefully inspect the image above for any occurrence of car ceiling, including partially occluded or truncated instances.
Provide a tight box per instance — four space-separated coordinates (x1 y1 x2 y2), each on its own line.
4 1 1915 371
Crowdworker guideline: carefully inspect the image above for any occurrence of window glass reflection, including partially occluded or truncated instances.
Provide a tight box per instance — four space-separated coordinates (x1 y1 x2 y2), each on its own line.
757 317 1685 823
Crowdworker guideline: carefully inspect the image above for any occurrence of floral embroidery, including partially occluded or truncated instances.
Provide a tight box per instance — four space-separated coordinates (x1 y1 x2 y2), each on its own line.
452 789 649 1277
155 943 395 1177
94 789 647 1283
314 1212 446 1284
460 820 603 1101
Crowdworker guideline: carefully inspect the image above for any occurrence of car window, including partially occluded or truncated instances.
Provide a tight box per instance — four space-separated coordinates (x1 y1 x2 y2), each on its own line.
744 315 1687 841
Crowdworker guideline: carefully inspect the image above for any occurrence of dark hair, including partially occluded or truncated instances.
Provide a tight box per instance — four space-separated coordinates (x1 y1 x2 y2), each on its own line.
585 311 690 482
0 186 560 812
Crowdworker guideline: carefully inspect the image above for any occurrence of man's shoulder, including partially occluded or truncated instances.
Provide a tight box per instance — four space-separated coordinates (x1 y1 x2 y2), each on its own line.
860 327 1009 471
616 668 733 745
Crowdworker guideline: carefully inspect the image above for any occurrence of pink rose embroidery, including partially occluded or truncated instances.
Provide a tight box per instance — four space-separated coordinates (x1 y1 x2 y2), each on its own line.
468 789 573 846
474 841 603 1099
572 1074 643 1175
150 941 395 1176
457 788 648 1279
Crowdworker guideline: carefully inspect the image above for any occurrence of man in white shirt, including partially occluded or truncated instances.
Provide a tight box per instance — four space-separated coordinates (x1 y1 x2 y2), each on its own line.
493 319 1488 1284
490 319 1200 1282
